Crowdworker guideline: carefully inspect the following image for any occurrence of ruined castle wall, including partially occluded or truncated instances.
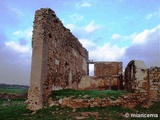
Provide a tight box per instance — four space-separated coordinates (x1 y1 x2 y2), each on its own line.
94 62 122 77
148 67 160 101
94 62 123 90
27 8 88 111
78 62 123 90
124 60 148 94
124 60 160 100
78 76 119 90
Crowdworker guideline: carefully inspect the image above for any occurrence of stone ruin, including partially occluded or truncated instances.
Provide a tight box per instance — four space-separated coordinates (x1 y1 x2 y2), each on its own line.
124 60 160 101
79 62 123 90
27 8 88 111
27 8 160 111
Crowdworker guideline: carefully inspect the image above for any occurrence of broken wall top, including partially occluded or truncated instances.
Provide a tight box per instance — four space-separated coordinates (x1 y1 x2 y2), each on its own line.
28 8 89 111
32 8 88 59
127 60 147 70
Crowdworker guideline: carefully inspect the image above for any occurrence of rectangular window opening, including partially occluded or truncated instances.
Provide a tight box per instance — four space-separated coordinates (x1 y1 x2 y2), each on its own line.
89 64 94 76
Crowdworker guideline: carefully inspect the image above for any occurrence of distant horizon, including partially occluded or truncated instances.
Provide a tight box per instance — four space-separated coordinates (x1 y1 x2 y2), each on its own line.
0 83 29 86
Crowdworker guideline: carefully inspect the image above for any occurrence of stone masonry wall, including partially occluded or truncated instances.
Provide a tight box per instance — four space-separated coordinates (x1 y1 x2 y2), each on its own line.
148 67 160 101
124 60 148 94
27 8 88 111
78 62 123 90
78 76 120 90
94 62 123 90
94 62 122 77
124 60 160 101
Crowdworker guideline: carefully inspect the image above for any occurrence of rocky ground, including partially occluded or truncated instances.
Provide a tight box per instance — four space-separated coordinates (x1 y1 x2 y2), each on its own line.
48 93 155 110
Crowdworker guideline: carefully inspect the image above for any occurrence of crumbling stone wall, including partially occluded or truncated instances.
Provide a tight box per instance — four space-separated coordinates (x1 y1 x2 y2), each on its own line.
148 67 160 101
124 60 148 94
48 93 151 109
124 60 160 101
95 62 123 90
27 8 88 111
79 62 123 90
78 76 120 90
94 62 122 77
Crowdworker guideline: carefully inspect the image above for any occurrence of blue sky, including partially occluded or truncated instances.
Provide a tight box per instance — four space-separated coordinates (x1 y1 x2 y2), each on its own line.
0 0 159 85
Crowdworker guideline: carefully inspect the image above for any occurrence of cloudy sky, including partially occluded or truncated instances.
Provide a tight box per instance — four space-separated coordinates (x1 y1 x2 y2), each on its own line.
0 0 160 85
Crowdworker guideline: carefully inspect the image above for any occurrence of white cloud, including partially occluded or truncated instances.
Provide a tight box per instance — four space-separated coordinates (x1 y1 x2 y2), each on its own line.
121 25 160 68
124 33 137 40
5 41 31 54
79 38 96 50
9 8 25 17
84 20 101 33
79 38 126 74
81 2 92 7
65 24 75 30
12 28 32 39
0 30 31 85
111 34 122 40
132 30 149 44
0 37 31 85
69 13 84 21
26 28 33 39
76 0 92 8
13 31 23 36
133 25 160 44
90 43 126 61
7 28 33 54
111 33 137 42
80 25 160 70
79 38 126 61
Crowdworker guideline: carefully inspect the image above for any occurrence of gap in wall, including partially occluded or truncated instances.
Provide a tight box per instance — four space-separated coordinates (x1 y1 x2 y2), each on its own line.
89 64 94 76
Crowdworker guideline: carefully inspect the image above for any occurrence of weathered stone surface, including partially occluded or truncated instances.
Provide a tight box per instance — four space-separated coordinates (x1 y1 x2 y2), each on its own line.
79 62 123 90
94 62 122 77
27 86 43 111
49 93 153 109
27 8 159 111
124 60 160 101
124 60 148 93
78 76 119 90
27 8 88 111
48 97 55 107
148 67 160 101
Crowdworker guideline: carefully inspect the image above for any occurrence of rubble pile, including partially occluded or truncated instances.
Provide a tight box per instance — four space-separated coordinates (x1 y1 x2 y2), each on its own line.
48 93 153 110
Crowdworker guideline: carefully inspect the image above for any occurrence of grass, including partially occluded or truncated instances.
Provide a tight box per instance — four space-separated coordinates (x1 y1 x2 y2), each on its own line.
0 88 28 94
0 102 159 120
51 89 128 100
0 89 159 120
